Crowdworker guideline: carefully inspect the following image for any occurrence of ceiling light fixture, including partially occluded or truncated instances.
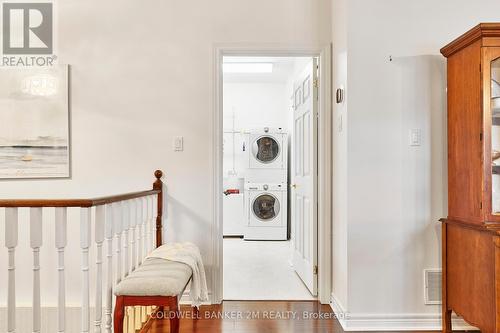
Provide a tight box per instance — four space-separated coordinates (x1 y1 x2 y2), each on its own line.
223 63 273 74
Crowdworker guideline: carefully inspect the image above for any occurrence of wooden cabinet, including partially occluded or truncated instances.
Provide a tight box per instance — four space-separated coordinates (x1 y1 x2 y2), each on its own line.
440 23 500 333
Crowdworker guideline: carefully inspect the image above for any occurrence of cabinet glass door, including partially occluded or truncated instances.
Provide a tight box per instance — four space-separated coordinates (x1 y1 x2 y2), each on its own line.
491 57 500 214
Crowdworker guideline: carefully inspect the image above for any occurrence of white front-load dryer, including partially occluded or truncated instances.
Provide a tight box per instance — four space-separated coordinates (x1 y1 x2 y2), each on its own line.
244 182 287 240
246 127 288 183
248 127 287 169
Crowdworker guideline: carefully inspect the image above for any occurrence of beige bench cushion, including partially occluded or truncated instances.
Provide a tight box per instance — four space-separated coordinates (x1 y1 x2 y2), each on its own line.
114 258 192 296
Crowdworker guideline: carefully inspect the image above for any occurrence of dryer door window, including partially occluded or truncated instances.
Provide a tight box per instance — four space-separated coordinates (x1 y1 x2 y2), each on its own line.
252 136 280 163
252 194 280 221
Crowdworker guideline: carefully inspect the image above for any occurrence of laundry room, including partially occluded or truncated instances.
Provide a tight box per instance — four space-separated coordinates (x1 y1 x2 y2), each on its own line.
222 56 318 300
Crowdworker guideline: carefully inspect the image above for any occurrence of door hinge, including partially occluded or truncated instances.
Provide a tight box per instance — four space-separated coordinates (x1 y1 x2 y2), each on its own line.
313 265 318 275
480 201 483 209
480 132 483 141
313 78 319 88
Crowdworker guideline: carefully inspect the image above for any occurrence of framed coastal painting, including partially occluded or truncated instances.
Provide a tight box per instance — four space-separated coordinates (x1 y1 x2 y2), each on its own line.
0 65 69 179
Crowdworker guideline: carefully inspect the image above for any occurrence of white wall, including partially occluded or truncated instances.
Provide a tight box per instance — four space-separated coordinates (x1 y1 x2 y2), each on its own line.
223 83 290 132
331 0 349 311
0 0 332 312
331 0 500 329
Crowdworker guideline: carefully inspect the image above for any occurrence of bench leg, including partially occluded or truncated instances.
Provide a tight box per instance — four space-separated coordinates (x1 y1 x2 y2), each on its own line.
170 298 180 333
114 296 125 333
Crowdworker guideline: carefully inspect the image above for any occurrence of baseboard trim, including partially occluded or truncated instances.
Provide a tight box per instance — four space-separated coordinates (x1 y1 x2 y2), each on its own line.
179 290 212 306
330 293 479 331
0 306 101 333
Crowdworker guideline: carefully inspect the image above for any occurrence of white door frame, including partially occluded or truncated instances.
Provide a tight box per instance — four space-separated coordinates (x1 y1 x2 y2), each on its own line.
211 43 332 304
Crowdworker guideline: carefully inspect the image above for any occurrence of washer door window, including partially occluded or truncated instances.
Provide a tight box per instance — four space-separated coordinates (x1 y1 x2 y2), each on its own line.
252 136 280 164
252 193 280 222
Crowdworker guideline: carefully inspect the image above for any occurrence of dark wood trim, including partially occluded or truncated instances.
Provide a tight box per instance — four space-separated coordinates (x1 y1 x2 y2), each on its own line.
91 190 161 206
117 295 179 307
440 218 500 234
0 190 160 208
495 236 500 330
153 170 164 247
0 198 95 208
0 171 162 208
441 23 500 57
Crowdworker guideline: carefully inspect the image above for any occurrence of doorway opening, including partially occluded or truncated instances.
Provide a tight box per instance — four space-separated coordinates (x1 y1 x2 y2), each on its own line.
221 56 319 300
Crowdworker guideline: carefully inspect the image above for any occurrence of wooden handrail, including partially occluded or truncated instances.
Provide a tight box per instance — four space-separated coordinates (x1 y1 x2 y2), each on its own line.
0 170 165 244
0 170 163 208
0 189 161 208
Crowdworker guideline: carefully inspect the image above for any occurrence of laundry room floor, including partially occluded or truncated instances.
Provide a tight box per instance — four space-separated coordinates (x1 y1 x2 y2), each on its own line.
223 238 316 300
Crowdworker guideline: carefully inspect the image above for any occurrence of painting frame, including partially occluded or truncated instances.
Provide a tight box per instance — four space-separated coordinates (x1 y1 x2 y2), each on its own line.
0 64 70 179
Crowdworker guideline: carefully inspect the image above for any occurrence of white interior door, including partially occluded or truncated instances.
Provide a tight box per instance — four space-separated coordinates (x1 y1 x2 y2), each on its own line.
291 59 318 296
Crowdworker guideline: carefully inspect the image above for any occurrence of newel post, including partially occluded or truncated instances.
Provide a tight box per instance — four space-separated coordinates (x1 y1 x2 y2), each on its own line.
153 170 164 247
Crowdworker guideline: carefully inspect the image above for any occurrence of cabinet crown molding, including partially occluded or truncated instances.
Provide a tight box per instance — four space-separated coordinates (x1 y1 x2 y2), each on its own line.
441 23 500 57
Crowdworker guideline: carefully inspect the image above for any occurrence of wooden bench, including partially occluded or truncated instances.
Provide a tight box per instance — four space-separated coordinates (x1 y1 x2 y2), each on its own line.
113 170 193 333
113 258 192 333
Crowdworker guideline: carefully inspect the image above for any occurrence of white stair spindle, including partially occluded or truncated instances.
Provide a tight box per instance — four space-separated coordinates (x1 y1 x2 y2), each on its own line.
30 207 43 333
137 198 144 264
134 199 142 329
123 201 130 277
152 195 158 249
95 205 105 333
144 197 149 257
148 197 152 252
55 208 67 333
114 203 123 284
81 208 92 333
104 204 114 333
5 208 18 333
129 200 137 272
126 200 137 329
135 198 145 326
144 196 150 256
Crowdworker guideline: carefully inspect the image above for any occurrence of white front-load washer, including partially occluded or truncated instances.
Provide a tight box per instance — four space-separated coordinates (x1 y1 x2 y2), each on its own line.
244 182 287 240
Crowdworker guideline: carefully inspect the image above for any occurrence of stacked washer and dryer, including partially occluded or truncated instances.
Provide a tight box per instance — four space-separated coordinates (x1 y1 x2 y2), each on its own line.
244 127 288 240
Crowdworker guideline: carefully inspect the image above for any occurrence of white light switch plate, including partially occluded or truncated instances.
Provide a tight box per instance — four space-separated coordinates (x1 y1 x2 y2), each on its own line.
174 136 184 151
409 129 421 146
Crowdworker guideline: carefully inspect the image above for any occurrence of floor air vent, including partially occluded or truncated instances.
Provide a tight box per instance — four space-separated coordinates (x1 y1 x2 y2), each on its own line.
424 269 442 304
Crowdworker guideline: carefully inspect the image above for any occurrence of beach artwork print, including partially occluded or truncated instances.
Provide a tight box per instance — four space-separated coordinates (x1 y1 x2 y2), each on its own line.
0 65 69 179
